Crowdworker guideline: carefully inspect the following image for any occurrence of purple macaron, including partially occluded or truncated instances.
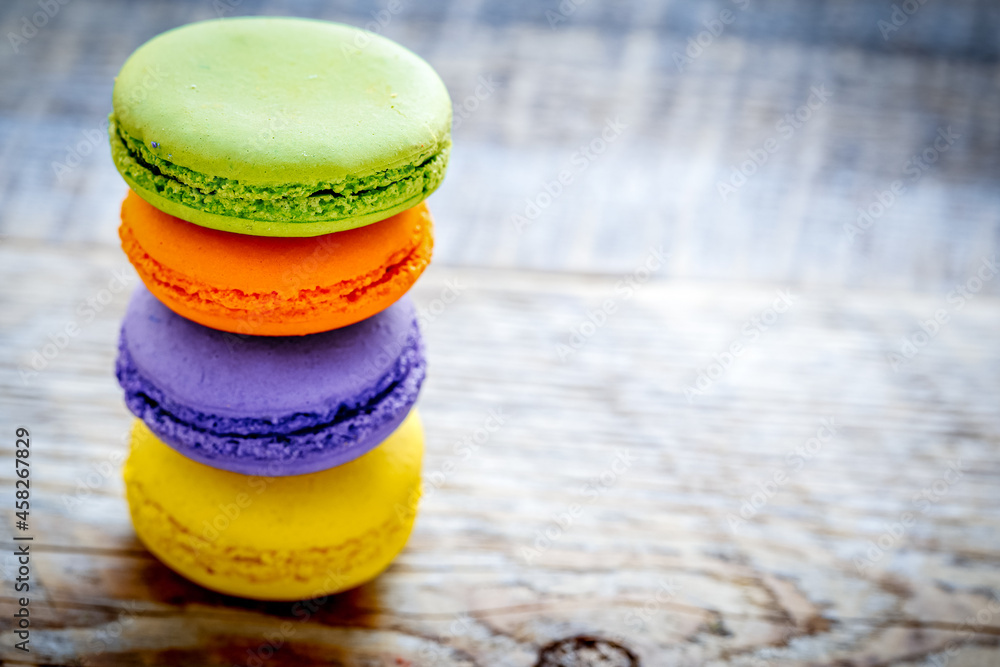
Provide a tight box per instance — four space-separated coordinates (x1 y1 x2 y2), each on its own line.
115 285 426 476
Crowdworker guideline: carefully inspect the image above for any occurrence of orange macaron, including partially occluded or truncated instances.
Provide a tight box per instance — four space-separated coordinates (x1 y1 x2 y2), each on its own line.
119 190 433 336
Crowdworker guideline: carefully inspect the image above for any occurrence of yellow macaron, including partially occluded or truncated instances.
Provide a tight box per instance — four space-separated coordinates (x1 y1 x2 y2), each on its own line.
123 411 424 600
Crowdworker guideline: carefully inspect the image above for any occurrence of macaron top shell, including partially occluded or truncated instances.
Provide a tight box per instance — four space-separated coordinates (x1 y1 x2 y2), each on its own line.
113 17 450 185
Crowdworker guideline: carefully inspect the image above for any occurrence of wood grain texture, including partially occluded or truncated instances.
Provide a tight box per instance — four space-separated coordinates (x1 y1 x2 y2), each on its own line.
0 0 998 290
1 1 999 664
1 240 998 666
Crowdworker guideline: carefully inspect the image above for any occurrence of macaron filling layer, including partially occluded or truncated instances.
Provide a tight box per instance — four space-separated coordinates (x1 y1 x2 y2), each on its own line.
111 117 450 227
115 323 425 476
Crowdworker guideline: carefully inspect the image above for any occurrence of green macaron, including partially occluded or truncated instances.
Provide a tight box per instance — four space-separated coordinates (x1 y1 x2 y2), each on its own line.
109 17 452 237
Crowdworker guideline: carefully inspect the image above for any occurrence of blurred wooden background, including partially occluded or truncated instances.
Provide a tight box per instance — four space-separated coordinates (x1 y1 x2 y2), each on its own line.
1 0 999 665
1 0 998 290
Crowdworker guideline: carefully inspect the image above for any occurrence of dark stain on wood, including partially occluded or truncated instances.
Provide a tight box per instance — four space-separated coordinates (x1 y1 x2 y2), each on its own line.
535 635 640 667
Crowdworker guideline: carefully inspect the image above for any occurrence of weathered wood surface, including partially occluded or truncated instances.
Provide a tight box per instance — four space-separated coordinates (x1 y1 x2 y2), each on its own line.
2 0 999 664
1 240 999 666
1 0 999 291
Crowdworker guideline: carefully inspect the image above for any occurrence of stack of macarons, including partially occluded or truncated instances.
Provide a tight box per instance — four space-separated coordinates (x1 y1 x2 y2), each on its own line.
107 17 451 601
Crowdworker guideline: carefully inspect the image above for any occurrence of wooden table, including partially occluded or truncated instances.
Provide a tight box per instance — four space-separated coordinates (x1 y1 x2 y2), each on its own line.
1 0 999 665
1 240 998 665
